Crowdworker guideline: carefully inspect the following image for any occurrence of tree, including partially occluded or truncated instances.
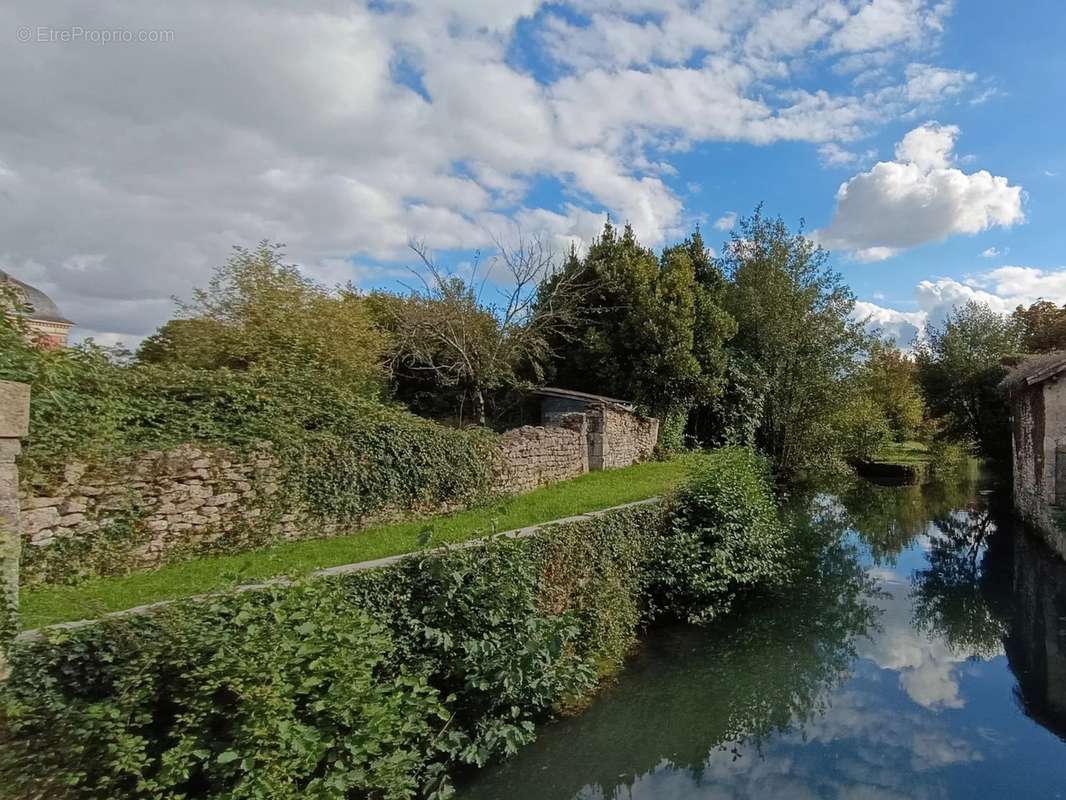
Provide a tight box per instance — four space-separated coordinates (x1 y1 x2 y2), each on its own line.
721 209 870 475
914 301 1023 461
540 222 735 419
136 242 388 397
859 341 926 441
371 235 581 426
1012 300 1066 353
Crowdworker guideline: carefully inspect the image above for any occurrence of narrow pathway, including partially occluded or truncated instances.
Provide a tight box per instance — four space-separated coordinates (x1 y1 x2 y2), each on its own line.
17 497 661 640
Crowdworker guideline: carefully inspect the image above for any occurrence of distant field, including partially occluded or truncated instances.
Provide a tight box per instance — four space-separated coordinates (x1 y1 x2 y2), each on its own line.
20 458 689 629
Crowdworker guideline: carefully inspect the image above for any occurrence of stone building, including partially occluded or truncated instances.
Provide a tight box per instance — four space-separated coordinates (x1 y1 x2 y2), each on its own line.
535 386 659 471
0 269 72 348
1004 352 1066 559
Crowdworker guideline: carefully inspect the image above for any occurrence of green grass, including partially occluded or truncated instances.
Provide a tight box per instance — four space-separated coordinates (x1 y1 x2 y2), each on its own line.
19 459 688 630
871 440 930 465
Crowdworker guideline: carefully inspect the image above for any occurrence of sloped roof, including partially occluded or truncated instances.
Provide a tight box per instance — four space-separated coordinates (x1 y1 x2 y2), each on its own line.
533 386 636 411
0 269 71 325
1001 351 1066 392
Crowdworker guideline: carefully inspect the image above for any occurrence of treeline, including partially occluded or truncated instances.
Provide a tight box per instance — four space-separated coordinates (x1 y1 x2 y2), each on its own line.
123 209 928 477
7 206 1042 486
914 299 1066 463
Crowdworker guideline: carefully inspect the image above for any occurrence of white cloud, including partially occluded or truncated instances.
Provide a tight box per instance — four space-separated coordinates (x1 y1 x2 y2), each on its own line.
902 63 974 103
714 211 738 231
830 0 953 53
855 262 1066 345
853 300 925 345
980 246 1005 259
820 122 1024 261
895 122 959 169
0 0 972 341
819 142 879 168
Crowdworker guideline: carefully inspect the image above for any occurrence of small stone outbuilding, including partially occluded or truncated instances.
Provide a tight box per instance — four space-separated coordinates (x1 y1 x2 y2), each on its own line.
1005 352 1066 558
535 387 659 471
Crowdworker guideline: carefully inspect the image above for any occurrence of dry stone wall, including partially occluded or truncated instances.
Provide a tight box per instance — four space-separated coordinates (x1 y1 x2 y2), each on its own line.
18 443 309 580
599 405 659 469
16 405 659 580
492 414 588 493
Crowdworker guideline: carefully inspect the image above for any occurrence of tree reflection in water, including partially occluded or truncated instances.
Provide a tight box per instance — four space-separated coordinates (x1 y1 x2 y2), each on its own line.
837 472 980 566
460 504 881 800
910 493 1013 659
461 474 1066 800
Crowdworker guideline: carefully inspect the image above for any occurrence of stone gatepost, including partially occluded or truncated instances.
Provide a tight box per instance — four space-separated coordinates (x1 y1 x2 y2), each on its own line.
0 381 29 669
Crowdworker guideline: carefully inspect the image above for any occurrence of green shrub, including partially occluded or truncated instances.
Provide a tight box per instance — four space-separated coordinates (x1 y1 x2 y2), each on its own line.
529 504 662 674
2 315 497 581
339 539 597 770
1 460 797 798
0 584 446 800
647 447 789 622
927 439 971 479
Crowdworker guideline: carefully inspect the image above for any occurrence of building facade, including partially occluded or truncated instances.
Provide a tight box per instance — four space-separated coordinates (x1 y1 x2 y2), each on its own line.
0 270 72 348
1005 353 1066 559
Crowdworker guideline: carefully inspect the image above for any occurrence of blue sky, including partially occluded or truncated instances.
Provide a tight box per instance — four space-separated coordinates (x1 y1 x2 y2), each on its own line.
3 1 1064 345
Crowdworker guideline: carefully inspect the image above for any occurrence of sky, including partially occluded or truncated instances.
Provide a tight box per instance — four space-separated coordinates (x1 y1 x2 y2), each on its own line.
3 0 1065 347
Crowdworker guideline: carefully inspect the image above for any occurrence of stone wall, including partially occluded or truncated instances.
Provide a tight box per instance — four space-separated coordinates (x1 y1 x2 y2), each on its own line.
491 414 588 493
1011 379 1066 559
18 443 307 578
16 403 658 579
598 404 659 470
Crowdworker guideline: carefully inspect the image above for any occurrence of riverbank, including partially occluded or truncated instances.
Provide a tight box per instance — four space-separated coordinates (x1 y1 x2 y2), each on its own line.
460 472 1066 799
2 448 790 799
19 459 687 629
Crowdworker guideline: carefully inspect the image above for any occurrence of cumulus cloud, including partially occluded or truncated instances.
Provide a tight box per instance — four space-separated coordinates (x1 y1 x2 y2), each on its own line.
1 0 974 341
854 300 925 345
819 143 878 167
855 262 1066 345
820 122 1024 261
714 211 738 231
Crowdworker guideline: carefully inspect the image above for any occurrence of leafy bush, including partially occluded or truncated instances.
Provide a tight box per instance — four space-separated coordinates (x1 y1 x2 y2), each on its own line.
1 458 795 799
2 313 496 579
1 536 608 799
927 439 971 479
339 539 597 770
0 584 447 800
833 393 892 462
0 320 131 483
647 447 789 622
529 504 662 674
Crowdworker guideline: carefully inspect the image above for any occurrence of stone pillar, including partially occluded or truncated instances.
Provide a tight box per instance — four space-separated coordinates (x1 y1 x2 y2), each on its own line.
0 381 29 666
586 405 606 471
558 412 590 474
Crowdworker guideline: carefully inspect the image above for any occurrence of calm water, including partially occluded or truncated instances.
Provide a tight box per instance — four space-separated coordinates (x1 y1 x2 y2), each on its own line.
461 473 1066 799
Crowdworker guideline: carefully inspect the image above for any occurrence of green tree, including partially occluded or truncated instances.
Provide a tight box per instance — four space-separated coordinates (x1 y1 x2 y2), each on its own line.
721 209 870 475
371 236 581 426
541 222 735 419
1011 299 1066 353
914 301 1022 461
136 241 388 397
860 341 926 441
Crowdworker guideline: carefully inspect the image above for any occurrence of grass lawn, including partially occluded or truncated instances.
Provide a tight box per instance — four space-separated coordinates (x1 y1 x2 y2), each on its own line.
872 440 930 465
20 459 689 630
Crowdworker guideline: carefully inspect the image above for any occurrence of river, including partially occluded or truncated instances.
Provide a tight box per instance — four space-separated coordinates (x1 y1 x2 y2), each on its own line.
460 470 1066 799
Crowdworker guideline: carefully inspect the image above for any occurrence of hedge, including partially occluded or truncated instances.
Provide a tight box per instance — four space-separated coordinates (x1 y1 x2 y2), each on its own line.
0 448 789 799
2 320 497 582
